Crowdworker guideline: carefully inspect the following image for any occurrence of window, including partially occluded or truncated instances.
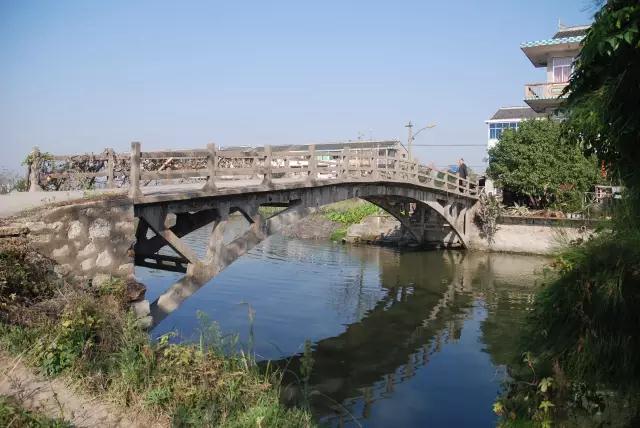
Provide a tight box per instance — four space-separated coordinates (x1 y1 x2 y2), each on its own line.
489 122 518 140
552 57 573 83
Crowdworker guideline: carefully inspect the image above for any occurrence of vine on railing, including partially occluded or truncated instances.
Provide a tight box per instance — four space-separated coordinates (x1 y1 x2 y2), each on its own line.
475 192 503 244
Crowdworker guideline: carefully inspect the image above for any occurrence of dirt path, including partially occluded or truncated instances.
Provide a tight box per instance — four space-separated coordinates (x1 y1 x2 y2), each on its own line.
0 352 165 427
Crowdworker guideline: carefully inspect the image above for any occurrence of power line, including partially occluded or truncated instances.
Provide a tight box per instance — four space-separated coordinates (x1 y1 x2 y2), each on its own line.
412 144 486 147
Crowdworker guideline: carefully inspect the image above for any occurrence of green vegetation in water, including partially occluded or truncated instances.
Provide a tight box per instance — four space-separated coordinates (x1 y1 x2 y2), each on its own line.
0 238 315 427
321 200 381 241
0 395 71 428
495 2 640 426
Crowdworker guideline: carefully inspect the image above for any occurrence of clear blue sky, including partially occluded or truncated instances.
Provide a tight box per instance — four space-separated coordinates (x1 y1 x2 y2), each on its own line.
1 0 595 172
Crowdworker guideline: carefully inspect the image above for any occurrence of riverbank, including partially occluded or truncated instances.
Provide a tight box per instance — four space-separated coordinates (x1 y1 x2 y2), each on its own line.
0 237 315 427
283 199 595 255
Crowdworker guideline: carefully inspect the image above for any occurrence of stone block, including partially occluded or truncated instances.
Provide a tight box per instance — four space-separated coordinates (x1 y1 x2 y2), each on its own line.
95 250 113 268
78 242 97 258
81 258 95 272
118 263 134 276
26 221 49 235
110 205 131 215
114 221 135 234
50 221 64 232
30 234 52 244
51 244 71 259
89 218 111 240
67 221 84 240
132 299 151 318
84 208 100 218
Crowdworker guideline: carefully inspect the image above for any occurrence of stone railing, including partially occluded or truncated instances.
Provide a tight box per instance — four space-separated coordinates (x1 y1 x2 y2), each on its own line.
30 143 479 198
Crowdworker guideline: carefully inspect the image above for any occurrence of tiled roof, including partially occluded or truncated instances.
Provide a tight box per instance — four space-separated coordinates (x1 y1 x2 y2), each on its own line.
554 26 589 38
488 107 546 121
520 35 585 48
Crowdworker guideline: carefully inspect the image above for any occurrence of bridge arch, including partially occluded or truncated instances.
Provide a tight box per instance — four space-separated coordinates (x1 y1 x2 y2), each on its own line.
133 181 476 327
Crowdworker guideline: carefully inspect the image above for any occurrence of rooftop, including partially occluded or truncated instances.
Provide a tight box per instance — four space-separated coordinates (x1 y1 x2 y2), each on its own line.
487 106 546 121
521 23 589 49
553 24 590 39
520 24 590 67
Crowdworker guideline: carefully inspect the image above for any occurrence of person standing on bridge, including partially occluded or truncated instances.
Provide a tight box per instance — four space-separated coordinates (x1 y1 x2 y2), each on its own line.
457 158 468 193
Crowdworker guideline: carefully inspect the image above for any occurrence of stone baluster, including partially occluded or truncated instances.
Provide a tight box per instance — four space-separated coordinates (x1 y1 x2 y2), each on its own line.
306 144 316 185
28 147 43 192
203 143 217 192
129 142 142 199
106 148 115 189
261 145 273 187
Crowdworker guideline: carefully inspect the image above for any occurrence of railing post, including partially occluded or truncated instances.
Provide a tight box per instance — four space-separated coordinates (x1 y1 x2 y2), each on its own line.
261 145 273 187
372 146 379 179
106 148 115 189
306 144 316 185
339 148 347 179
203 143 217 192
129 141 142 199
28 147 43 192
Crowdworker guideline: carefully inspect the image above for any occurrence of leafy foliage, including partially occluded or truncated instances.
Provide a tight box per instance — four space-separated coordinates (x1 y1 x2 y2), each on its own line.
497 3 640 426
475 192 503 243
563 0 640 210
487 119 599 210
322 200 381 242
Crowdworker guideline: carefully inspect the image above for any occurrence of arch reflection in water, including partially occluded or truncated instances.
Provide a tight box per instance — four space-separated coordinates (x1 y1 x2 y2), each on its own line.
137 234 549 428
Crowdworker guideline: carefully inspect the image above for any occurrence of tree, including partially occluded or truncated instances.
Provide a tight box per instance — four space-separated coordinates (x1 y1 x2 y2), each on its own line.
486 119 599 210
564 0 640 217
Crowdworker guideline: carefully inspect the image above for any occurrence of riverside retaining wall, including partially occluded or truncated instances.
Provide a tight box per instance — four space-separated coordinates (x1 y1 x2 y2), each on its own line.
344 213 595 255
16 196 136 283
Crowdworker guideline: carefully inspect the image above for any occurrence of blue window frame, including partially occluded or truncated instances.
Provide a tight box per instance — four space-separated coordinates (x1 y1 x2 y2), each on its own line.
489 122 518 140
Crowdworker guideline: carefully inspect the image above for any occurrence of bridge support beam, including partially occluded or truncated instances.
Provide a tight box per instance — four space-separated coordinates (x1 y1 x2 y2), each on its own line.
148 202 315 327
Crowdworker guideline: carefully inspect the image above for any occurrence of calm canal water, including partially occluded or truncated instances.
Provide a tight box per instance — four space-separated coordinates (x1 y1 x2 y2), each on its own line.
137 234 549 427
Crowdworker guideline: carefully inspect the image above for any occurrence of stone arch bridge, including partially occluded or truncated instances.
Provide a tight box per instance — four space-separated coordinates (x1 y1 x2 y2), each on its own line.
22 142 479 326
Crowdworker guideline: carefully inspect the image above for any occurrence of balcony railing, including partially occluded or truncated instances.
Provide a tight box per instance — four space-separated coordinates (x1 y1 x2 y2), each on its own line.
524 82 569 100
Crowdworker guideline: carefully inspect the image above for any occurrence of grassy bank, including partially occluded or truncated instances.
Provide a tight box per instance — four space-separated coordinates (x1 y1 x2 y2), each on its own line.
320 200 381 241
494 211 640 426
0 238 314 427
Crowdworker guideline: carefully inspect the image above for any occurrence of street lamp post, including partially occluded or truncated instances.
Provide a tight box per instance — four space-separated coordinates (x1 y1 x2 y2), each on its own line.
405 121 436 161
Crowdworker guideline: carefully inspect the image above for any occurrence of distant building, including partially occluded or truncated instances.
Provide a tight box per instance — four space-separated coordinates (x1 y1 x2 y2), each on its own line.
521 24 589 113
221 140 408 162
482 23 589 195
485 23 590 155
485 106 545 150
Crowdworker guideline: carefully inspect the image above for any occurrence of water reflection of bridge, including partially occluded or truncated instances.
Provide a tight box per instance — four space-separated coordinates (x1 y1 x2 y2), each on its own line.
274 251 546 425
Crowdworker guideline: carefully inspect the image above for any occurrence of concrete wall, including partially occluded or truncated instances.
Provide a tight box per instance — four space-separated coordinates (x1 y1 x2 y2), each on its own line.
21 197 136 283
344 213 594 255
468 216 594 255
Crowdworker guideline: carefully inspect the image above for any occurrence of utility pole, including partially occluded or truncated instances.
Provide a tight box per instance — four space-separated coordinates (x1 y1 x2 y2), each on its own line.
405 121 414 161
406 121 436 162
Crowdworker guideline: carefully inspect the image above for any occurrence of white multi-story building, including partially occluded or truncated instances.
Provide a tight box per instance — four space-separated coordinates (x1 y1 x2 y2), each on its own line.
483 24 589 194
